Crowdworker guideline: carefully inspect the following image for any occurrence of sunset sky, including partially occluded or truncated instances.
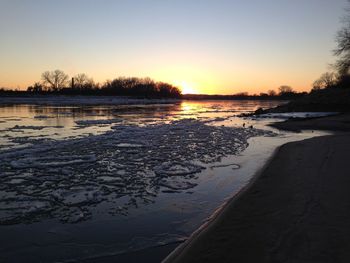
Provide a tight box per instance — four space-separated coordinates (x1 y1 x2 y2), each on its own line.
0 0 347 94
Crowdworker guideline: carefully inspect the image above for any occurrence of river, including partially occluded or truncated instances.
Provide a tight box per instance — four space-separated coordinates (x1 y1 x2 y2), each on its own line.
0 99 329 262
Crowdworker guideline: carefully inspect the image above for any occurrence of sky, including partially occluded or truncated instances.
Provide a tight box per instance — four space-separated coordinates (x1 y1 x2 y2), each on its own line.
0 0 348 94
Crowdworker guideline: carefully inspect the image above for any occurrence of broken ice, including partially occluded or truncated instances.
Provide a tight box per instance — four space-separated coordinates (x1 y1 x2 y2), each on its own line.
0 118 275 224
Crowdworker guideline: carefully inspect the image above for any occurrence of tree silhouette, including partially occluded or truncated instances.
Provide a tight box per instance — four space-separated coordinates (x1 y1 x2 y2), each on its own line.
7 71 183 98
278 85 293 95
27 82 43 93
73 73 94 90
100 77 181 98
41 70 69 91
334 2 350 75
267 89 277 96
312 72 337 90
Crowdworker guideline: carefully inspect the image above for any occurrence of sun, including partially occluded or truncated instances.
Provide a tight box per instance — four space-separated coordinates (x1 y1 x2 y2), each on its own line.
175 81 197 94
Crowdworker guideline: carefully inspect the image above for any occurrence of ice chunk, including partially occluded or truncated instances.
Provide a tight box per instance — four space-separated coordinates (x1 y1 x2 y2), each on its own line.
159 178 197 190
154 162 204 176
75 118 122 127
10 155 96 169
116 143 144 148
0 118 275 224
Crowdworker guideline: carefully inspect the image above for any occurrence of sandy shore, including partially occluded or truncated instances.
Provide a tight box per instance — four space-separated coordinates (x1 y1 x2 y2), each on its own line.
164 133 350 263
270 113 350 132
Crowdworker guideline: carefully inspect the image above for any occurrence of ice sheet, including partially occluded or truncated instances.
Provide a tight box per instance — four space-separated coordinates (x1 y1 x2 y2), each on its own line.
0 119 275 224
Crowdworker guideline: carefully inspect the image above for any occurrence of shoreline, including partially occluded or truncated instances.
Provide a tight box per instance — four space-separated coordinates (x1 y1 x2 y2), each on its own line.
164 134 350 262
164 114 350 262
162 141 281 263
269 113 350 132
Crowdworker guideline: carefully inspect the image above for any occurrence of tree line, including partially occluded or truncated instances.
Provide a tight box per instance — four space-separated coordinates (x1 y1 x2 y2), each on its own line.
22 71 182 98
183 86 306 101
0 70 304 99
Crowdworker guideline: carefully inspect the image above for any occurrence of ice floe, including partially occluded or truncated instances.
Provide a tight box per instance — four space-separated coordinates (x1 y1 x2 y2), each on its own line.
10 154 96 168
210 163 241 169
34 115 54 119
75 118 122 127
8 125 64 131
0 118 275 224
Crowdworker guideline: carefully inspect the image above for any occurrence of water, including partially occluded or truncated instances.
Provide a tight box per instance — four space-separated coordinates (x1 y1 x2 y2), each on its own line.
0 99 329 263
0 100 281 150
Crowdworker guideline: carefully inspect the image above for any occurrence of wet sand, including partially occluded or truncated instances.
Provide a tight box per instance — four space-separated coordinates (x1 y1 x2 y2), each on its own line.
164 133 350 263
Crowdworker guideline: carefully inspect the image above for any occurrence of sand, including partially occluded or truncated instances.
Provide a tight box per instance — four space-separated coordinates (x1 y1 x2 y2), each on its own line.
164 134 350 263
270 113 350 132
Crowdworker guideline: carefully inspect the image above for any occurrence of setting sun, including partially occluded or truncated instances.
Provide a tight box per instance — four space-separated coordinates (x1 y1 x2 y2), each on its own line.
174 81 197 94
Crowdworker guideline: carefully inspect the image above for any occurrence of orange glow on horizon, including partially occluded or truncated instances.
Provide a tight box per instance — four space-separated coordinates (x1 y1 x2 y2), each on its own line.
173 81 197 94
0 60 320 95
0 71 316 95
0 1 343 96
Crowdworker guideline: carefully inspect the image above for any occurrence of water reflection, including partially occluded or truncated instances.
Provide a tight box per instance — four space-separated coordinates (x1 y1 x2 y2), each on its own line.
0 100 283 150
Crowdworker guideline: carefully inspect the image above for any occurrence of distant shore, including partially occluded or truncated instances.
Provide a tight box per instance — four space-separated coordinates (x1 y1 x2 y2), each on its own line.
0 95 181 106
164 115 350 263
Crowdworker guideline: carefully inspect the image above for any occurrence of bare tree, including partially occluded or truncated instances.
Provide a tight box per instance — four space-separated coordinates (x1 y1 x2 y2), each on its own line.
334 27 350 75
334 2 350 75
41 70 69 91
312 72 337 90
27 82 43 93
234 92 249 96
278 85 293 95
267 89 276 96
73 73 94 89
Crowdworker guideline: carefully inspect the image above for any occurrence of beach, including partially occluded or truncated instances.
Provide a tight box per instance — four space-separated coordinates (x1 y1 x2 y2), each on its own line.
165 123 350 262
270 113 350 132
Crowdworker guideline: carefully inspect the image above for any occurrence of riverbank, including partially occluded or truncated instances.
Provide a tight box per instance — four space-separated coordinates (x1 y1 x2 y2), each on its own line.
164 133 350 263
269 113 350 132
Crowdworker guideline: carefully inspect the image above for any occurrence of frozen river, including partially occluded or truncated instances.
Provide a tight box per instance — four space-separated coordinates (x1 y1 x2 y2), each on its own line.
0 99 328 262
